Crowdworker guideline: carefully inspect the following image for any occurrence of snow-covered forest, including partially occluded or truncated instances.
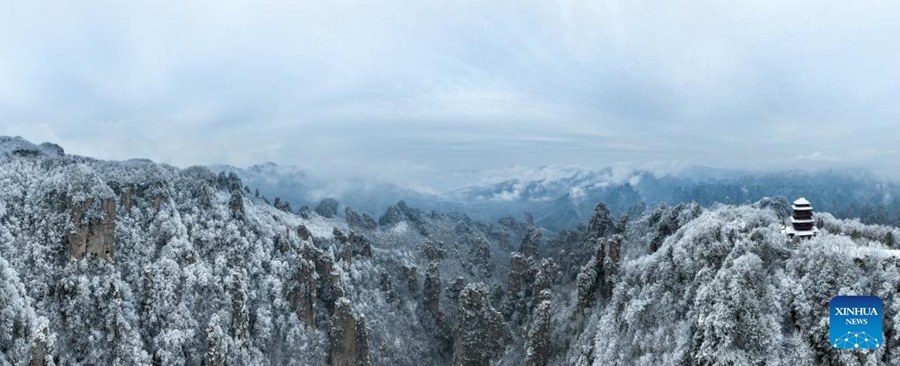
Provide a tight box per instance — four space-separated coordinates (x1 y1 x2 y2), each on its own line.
2 136 899 365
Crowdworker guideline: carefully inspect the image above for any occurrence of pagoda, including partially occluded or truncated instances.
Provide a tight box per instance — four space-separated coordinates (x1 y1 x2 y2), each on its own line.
786 197 818 240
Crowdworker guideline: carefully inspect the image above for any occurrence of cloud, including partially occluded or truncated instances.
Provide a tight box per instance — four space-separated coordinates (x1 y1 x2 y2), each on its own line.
794 152 839 163
1 0 899 183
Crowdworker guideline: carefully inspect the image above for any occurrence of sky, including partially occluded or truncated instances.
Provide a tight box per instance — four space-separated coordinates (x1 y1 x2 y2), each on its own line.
2 0 900 185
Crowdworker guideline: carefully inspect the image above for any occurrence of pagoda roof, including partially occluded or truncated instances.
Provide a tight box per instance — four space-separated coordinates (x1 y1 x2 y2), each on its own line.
792 205 813 211
793 197 811 206
790 217 814 224
784 225 819 236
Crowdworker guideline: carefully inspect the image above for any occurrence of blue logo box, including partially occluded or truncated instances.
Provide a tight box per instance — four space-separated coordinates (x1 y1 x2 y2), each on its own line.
830 295 883 349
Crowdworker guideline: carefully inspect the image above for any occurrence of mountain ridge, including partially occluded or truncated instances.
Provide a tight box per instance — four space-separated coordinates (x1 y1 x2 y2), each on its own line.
2 136 900 365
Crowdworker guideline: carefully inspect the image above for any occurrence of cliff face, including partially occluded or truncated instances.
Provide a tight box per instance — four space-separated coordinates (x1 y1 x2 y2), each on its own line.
290 258 317 329
66 197 116 260
453 284 508 366
423 261 442 318
329 298 370 366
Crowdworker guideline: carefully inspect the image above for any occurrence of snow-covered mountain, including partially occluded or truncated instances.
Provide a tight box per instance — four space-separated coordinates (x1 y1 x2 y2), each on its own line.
219 161 900 232
2 136 900 365
447 166 900 230
209 163 464 218
446 167 665 230
568 203 900 365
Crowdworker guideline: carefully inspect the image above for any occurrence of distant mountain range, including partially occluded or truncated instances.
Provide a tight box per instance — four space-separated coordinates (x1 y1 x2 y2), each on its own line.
212 162 900 231
209 162 464 218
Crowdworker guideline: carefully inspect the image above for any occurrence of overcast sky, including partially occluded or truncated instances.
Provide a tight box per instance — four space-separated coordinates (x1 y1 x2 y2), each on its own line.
2 0 899 184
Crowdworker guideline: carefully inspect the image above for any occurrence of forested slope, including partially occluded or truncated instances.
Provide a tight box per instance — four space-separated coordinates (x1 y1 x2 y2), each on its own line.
1 136 899 365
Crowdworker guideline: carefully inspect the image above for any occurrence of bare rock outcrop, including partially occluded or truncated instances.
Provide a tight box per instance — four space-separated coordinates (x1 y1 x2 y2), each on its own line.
229 189 244 219
333 227 348 244
341 244 353 267
424 240 446 262
519 227 542 258
348 232 373 259
302 245 344 313
119 183 135 211
524 212 534 226
533 258 557 303
378 205 406 227
466 238 494 278
377 201 424 227
215 171 243 192
379 272 398 304
230 272 249 340
360 213 378 231
601 235 623 302
66 197 116 260
503 252 537 321
316 198 340 218
525 293 552 366
346 208 378 231
355 316 371 366
150 181 167 211
585 202 614 244
575 239 603 315
329 298 370 366
289 258 318 329
608 234 622 265
28 326 50 366
575 235 621 315
453 283 508 366
404 265 419 297
423 261 442 318
205 315 227 366
298 224 311 241
446 277 466 303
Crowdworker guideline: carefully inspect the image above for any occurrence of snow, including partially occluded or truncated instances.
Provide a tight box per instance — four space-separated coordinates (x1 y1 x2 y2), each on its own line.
789 217 814 224
3 136 900 365
793 197 811 205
